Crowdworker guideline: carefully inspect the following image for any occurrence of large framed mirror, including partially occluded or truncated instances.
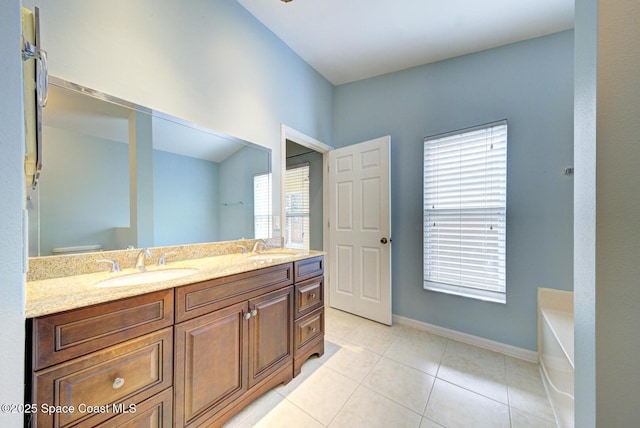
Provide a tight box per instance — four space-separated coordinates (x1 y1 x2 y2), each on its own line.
27 77 272 257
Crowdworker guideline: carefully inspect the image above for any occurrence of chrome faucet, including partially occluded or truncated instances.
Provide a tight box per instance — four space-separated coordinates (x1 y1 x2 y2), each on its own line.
251 239 267 252
135 248 152 271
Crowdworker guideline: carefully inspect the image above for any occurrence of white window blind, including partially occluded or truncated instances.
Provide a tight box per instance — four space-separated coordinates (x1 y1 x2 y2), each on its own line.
285 164 310 250
423 121 507 303
253 173 272 239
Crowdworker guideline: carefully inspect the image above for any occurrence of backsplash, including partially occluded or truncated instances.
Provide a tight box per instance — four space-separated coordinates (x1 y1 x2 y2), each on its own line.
27 238 282 282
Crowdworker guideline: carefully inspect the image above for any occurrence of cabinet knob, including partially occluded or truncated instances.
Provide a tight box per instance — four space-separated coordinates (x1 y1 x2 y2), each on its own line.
309 326 316 333
251 309 258 317
244 312 251 320
309 293 316 299
112 377 125 390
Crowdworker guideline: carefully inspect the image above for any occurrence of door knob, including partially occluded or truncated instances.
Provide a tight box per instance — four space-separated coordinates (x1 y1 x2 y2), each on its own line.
380 237 388 244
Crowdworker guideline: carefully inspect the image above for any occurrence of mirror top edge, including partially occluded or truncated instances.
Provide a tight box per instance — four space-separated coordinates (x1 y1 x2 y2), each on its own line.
47 75 271 154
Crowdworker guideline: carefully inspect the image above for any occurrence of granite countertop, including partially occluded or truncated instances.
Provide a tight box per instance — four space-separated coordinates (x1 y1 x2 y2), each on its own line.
26 250 324 318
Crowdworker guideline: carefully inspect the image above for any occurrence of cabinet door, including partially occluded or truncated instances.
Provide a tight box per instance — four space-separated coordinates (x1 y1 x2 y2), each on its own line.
174 301 248 427
248 286 294 388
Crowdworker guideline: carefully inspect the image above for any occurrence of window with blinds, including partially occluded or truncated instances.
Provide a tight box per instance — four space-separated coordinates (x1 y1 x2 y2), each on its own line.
423 121 507 303
253 172 272 239
285 164 310 250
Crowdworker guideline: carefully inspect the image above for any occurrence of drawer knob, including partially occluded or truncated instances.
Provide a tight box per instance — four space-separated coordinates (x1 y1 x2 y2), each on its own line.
309 326 316 333
251 309 258 317
309 293 316 299
112 377 125 390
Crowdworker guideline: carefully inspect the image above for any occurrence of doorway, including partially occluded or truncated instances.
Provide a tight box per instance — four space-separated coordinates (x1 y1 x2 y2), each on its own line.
280 125 332 254
285 141 322 250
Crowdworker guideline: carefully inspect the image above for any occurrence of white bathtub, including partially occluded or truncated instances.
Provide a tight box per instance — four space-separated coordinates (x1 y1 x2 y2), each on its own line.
538 288 574 428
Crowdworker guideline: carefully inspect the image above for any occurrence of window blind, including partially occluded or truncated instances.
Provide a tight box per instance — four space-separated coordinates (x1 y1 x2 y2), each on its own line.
285 164 310 250
423 121 507 303
253 173 272 239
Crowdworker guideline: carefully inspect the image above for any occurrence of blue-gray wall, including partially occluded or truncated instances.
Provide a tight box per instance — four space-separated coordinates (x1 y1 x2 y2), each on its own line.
333 31 574 350
25 0 334 218
218 146 271 241
153 151 220 246
0 2 27 424
39 127 129 255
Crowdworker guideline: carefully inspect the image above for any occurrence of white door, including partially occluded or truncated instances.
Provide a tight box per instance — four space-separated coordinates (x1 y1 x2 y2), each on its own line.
328 136 391 325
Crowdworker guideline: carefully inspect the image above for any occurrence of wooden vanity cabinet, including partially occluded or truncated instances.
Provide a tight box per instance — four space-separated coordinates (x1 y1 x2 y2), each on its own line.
27 290 174 428
173 264 294 428
27 255 324 428
293 256 325 376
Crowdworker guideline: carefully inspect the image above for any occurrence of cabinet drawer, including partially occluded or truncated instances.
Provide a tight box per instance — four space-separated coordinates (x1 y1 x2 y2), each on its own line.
32 328 173 428
176 263 293 322
93 387 173 428
33 289 173 370
294 276 323 318
293 256 324 283
294 308 324 357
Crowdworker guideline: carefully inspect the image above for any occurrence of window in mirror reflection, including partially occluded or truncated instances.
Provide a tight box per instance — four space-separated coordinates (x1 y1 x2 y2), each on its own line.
285 164 310 251
253 173 272 239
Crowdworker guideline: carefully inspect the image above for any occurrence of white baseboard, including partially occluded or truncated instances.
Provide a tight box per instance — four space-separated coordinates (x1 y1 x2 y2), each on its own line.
392 314 538 363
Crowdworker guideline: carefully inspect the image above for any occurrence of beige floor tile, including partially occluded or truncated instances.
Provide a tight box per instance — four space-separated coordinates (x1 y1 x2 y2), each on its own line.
229 310 559 427
506 356 542 381
329 385 422 428
325 308 364 338
419 417 445 428
507 373 556 422
252 398 324 428
286 365 358 425
510 408 558 428
437 340 508 403
362 357 435 414
223 390 284 428
424 379 510 428
274 356 322 397
384 334 447 376
322 340 380 383
342 321 397 355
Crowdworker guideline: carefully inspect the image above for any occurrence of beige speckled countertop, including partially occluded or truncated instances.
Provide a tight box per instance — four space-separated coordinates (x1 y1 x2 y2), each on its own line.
26 250 324 318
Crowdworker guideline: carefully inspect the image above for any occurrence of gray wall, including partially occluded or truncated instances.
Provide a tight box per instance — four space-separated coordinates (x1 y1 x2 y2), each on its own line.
39 127 129 254
0 1 26 425
333 31 575 351
218 146 271 241
24 0 334 218
575 0 640 425
154 151 220 246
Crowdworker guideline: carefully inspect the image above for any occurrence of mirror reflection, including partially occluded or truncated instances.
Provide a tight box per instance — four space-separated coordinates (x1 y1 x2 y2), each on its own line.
28 78 271 256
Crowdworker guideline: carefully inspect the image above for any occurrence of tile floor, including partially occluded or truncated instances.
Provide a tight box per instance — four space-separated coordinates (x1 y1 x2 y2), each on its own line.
224 307 557 428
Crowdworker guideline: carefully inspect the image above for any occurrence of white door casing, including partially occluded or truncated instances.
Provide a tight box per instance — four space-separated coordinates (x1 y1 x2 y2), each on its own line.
328 136 391 325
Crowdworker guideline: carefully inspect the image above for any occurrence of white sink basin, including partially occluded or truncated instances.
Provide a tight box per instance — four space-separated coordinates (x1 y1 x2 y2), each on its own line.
96 268 199 288
247 252 297 261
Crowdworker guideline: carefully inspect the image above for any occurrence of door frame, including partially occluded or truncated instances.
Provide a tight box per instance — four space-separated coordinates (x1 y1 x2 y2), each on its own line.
280 125 332 301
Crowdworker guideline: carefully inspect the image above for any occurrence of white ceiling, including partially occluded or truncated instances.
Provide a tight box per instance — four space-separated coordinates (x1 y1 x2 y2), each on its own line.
237 0 575 85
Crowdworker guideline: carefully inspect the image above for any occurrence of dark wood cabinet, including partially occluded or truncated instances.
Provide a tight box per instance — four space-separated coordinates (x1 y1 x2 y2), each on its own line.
31 328 173 428
174 273 294 427
248 286 294 388
32 289 173 370
174 301 248 427
292 256 325 376
93 380 173 428
28 255 323 428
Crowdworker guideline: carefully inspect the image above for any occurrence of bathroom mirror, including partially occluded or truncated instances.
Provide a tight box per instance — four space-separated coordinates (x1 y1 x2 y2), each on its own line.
28 77 272 256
